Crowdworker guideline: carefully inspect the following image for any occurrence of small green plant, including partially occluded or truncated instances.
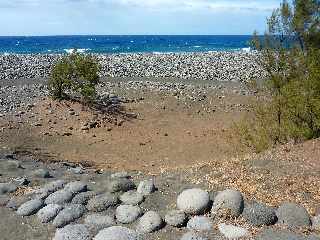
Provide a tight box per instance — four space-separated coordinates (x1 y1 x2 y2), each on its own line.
48 52 100 101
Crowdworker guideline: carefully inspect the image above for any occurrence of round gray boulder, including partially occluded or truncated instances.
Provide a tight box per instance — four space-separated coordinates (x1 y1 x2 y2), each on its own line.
136 211 163 233
32 168 51 178
45 190 73 205
111 172 130 179
53 224 90 240
87 193 118 212
120 191 144 205
72 191 96 205
0 182 17 195
84 214 116 231
137 179 155 195
276 202 311 227
181 232 209 240
165 210 187 227
37 204 63 223
53 204 87 228
177 188 210 215
243 201 277 226
211 189 244 218
116 205 143 224
17 199 44 216
94 226 138 240
43 180 66 193
218 223 249 239
107 178 136 193
187 216 213 231
64 181 87 194
313 215 320 230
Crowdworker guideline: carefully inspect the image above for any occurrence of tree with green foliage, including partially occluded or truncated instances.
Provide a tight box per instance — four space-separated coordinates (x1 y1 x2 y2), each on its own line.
48 52 100 102
238 0 320 152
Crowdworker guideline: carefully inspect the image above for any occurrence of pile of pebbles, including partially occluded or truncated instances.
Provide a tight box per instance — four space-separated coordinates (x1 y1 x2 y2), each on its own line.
0 154 319 240
0 52 266 82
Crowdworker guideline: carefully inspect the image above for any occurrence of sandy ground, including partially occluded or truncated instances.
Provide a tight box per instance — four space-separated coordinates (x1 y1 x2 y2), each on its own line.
0 76 320 233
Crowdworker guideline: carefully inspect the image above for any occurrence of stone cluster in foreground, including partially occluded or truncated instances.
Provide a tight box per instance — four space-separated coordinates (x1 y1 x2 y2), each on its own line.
0 52 266 82
0 154 319 240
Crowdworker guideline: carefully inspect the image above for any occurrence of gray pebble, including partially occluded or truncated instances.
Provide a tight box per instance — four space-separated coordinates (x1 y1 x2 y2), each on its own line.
242 201 277 226
136 211 163 233
165 210 187 227
218 223 249 239
137 179 155 195
84 214 116 231
64 181 87 194
37 204 63 223
87 193 118 212
116 205 143 224
17 199 44 216
181 232 209 240
276 202 311 227
53 204 87 228
0 182 17 195
32 168 51 178
53 224 90 240
211 189 244 218
120 191 144 205
187 216 213 231
108 178 136 193
111 171 130 179
177 188 210 215
94 226 138 240
72 191 96 205
45 190 73 205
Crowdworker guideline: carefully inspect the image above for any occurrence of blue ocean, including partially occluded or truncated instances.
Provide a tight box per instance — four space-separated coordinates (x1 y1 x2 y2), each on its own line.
0 35 253 54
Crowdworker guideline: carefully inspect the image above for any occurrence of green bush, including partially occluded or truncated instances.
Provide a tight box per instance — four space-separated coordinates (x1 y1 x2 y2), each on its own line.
48 52 100 101
237 0 320 152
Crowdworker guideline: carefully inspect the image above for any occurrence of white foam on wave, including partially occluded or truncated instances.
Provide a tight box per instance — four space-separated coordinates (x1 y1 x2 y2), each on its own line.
241 47 251 52
64 48 90 54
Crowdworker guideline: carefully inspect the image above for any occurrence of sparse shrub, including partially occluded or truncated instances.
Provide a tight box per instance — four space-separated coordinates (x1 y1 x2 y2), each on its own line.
48 52 100 102
237 0 320 152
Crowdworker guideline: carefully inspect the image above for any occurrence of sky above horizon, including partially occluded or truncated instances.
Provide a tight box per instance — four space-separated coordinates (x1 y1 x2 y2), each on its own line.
0 0 281 36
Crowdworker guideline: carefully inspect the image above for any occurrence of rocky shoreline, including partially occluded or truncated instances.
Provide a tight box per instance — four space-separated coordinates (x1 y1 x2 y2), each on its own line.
0 152 319 240
0 52 266 82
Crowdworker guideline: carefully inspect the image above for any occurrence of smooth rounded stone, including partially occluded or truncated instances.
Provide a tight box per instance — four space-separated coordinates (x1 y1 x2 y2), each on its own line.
0 195 10 206
107 178 136 193
211 189 244 218
6 195 31 210
165 210 187 227
85 214 116 231
181 232 209 240
72 191 96 205
313 215 320 230
218 223 249 239
2 160 22 170
37 180 66 198
137 179 155 195
120 191 144 205
45 190 74 205
69 166 84 174
32 168 51 178
94 226 138 240
87 193 118 212
37 204 63 223
242 202 277 226
111 171 130 179
17 199 44 216
0 182 17 195
256 228 306 240
53 224 90 240
64 181 87 194
276 202 311 227
187 216 213 231
177 188 210 215
116 205 143 224
136 211 163 233
44 180 66 192
53 204 87 228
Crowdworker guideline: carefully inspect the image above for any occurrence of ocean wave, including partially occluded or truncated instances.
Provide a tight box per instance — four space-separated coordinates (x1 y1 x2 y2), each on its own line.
64 48 90 54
